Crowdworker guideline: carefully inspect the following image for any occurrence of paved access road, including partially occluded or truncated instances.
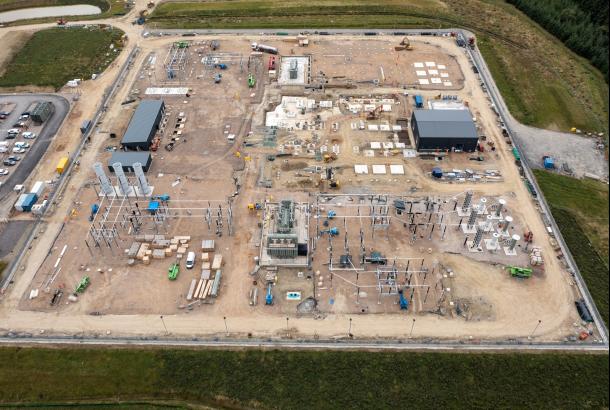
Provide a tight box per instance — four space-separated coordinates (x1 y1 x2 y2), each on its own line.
0 334 607 352
0 94 69 200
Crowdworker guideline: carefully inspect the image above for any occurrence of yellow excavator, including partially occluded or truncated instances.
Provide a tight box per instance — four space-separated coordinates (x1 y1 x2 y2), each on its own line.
395 37 413 51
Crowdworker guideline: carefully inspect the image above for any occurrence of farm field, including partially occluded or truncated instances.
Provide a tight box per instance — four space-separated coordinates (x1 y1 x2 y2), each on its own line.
0 347 608 409
0 26 124 90
148 0 609 134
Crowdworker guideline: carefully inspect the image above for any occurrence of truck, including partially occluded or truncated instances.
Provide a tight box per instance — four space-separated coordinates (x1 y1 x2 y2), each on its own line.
80 119 92 135
251 42 278 55
56 157 69 174
414 95 423 108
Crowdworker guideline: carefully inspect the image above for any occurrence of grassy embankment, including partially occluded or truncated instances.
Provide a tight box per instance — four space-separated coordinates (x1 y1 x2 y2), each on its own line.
534 170 609 325
0 26 124 90
0 347 608 408
148 0 608 134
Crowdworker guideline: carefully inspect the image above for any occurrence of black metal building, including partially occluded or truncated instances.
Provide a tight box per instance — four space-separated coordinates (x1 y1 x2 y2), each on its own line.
121 100 165 150
411 109 478 152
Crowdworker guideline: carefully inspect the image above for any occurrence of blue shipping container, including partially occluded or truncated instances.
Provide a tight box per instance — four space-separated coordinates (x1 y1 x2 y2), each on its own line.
21 193 38 212
543 157 555 169
414 95 424 108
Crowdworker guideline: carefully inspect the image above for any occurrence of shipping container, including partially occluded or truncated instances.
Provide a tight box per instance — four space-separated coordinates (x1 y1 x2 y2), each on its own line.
30 101 54 124
414 95 423 108
21 193 38 212
14 194 28 211
29 180 45 197
56 157 69 174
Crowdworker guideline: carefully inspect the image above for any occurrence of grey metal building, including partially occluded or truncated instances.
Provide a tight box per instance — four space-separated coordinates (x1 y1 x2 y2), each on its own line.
121 100 165 150
108 151 152 173
411 109 478 152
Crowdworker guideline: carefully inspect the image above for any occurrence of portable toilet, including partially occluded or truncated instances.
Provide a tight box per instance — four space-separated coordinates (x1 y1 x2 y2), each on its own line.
543 156 555 169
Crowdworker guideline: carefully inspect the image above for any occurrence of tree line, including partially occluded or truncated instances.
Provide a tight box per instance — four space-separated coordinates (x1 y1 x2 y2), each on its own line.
507 0 608 81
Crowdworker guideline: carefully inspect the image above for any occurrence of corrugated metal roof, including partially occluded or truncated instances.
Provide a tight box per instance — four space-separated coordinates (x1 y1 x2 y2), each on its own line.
109 151 151 167
121 100 163 145
413 109 477 140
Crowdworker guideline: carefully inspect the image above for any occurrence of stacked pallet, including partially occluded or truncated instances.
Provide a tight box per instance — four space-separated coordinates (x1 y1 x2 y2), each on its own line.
530 246 544 266
126 235 192 265
211 254 223 270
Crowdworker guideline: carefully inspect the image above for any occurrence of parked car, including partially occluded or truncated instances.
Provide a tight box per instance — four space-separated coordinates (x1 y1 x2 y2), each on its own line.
8 155 21 161
0 146 8 153
13 121 27 128
19 114 30 120
22 132 36 139
0 168 9 175
15 142 30 149
3 159 16 166
12 147 26 154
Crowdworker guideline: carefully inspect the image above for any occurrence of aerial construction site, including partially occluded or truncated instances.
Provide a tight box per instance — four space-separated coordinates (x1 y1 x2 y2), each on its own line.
0 32 604 345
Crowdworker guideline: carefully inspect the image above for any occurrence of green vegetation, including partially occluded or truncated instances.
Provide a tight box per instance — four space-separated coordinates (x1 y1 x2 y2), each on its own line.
534 170 609 262
534 170 609 325
0 347 608 408
0 26 123 90
507 0 608 80
148 0 608 134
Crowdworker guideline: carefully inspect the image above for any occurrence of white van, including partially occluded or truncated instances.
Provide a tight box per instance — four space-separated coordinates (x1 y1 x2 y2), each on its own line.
185 251 196 269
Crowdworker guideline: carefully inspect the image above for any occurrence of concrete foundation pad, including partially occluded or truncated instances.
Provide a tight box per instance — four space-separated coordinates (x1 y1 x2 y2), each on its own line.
503 247 517 256
461 224 477 234
484 239 500 251
457 208 471 217
467 241 484 252
98 185 155 198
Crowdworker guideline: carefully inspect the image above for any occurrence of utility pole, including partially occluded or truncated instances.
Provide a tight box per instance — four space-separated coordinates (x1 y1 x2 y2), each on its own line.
409 318 416 338
528 319 542 340
160 315 168 335
348 317 353 338
223 316 228 336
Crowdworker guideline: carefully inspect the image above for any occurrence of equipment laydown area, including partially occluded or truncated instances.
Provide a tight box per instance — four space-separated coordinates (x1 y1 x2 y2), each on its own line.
0 34 601 344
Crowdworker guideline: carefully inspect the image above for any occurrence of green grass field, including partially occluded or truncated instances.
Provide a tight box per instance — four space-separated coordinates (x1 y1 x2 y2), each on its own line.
534 170 609 325
0 347 607 408
148 0 608 134
0 26 124 90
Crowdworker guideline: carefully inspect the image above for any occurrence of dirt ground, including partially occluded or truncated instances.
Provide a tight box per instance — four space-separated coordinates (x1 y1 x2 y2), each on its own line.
0 30 33 76
0 32 594 344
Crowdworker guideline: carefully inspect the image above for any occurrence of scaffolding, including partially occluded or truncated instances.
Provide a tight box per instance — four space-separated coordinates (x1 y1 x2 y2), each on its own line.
86 177 234 254
202 52 244 72
164 42 190 80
